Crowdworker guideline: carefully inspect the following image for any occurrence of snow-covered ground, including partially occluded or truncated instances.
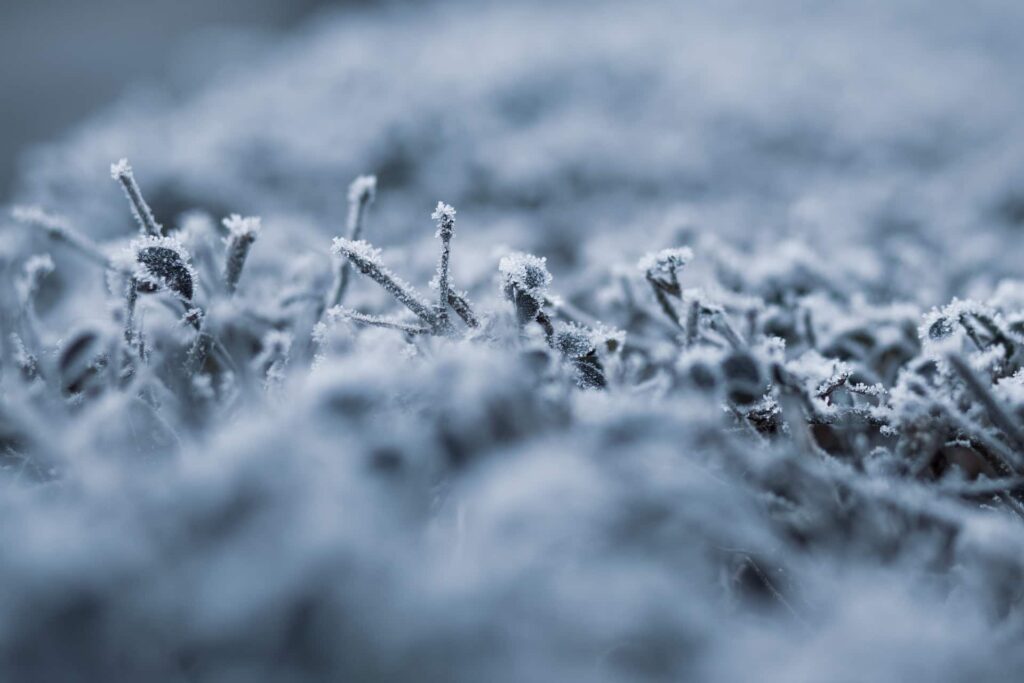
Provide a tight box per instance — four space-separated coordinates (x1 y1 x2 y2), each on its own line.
3 1 1024 680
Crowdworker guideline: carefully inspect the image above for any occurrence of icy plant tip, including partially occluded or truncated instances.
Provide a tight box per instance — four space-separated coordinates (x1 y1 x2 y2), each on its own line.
499 252 552 302
430 201 458 332
638 247 693 279
222 214 261 240
554 323 596 359
331 238 383 266
640 246 694 327
222 214 261 294
325 174 379 311
348 175 377 204
431 201 456 238
109 158 132 180
23 254 55 281
110 157 163 237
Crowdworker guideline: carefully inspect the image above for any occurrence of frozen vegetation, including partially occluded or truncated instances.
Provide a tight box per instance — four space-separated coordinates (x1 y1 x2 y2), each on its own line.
3 0 1024 680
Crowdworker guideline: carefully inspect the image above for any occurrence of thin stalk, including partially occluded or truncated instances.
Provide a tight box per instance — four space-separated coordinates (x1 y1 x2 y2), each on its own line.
448 290 479 328
110 159 163 237
326 176 376 309
710 309 745 349
685 298 701 347
947 353 1024 459
331 239 436 326
185 319 213 377
123 278 140 349
651 286 682 329
12 207 111 267
222 215 261 295
432 202 456 333
332 307 430 335
535 310 556 342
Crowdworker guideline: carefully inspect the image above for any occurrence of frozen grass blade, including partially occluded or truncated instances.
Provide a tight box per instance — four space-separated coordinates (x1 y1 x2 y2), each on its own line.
326 175 376 309
15 254 52 349
448 290 479 328
12 206 111 268
946 353 1024 462
331 238 436 326
500 252 552 331
685 298 701 347
431 201 457 333
639 247 692 329
553 323 606 388
111 159 163 237
184 308 213 377
123 278 140 348
327 306 430 335
708 307 745 349
221 214 261 295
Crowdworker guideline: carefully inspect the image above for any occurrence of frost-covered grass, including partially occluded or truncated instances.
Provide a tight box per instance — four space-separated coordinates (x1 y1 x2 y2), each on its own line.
4 0 1024 680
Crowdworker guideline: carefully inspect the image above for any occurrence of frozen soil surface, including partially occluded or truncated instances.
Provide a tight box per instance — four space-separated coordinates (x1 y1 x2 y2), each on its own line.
4 0 1024 680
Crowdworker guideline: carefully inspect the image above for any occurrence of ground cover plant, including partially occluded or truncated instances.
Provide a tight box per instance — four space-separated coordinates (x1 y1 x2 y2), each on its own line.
3 0 1024 680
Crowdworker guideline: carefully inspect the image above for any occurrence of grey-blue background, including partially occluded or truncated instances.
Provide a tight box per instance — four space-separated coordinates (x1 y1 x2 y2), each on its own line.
0 0 331 199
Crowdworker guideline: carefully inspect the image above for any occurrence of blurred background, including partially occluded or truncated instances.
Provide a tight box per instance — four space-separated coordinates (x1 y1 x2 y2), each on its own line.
0 0 333 201
8 0 1024 307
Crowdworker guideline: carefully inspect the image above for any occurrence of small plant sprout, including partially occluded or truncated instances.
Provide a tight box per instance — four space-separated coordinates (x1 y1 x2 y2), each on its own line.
499 251 554 335
499 253 609 386
326 175 377 310
111 158 164 237
116 236 204 371
639 247 693 327
432 201 457 333
221 214 261 294
639 247 692 295
329 197 486 336
553 323 607 388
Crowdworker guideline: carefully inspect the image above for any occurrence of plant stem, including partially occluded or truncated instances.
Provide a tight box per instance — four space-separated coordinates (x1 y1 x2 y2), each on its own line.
111 159 163 237
432 202 456 334
947 353 1024 459
326 176 376 309
332 239 436 326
